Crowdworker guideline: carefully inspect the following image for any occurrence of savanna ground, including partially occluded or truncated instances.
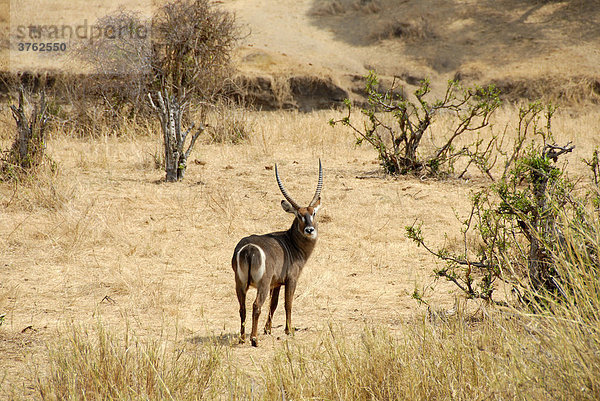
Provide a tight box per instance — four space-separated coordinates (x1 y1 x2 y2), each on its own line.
1 0 600 399
1 106 599 399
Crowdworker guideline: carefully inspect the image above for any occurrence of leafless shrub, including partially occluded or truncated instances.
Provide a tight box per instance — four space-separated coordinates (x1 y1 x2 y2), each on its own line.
151 0 239 102
1 89 53 180
70 10 152 118
73 10 151 77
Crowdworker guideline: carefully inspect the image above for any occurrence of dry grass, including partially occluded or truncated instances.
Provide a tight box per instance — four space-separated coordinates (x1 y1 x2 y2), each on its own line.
308 0 381 17
30 280 600 399
0 0 600 399
2 0 600 396
36 321 226 400
0 105 599 399
370 17 434 42
201 101 254 145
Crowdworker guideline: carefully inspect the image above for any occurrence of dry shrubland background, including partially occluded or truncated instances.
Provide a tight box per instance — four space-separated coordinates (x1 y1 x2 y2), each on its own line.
1 0 600 399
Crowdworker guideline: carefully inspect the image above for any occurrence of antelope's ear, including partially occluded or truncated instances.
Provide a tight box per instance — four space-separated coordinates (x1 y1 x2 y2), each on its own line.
312 198 321 214
281 200 296 214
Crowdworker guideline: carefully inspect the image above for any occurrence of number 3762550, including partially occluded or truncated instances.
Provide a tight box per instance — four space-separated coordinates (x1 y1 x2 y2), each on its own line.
18 42 67 52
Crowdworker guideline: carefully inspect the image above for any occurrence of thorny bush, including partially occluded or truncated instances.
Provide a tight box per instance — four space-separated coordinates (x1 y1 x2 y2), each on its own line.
330 71 501 176
406 103 600 308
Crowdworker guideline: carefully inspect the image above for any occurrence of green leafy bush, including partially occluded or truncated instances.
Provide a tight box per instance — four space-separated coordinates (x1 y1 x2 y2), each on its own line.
406 103 599 307
330 71 501 176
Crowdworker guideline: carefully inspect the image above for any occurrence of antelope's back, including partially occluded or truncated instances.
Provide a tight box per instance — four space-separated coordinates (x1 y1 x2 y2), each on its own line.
231 233 287 271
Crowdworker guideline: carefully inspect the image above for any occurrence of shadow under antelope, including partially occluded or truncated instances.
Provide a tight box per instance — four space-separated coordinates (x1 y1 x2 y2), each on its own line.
232 160 323 347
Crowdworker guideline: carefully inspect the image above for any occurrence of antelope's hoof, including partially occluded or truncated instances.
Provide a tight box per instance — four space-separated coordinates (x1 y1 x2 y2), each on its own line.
264 327 271 335
251 337 258 347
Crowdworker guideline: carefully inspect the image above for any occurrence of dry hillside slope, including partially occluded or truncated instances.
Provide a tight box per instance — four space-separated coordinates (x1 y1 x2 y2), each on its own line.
225 0 600 106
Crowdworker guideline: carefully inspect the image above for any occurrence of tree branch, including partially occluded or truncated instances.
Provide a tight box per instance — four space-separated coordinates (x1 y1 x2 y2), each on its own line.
184 124 205 160
544 142 574 162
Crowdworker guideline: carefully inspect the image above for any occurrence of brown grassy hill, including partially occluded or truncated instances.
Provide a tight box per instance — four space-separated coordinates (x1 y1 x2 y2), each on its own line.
224 0 600 105
2 0 597 107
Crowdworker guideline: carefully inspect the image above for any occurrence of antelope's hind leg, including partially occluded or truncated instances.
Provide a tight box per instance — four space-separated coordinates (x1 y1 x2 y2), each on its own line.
250 285 269 347
236 283 247 343
264 286 281 335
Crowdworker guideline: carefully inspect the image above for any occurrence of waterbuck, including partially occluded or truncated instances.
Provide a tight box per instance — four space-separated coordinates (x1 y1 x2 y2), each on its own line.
232 160 323 346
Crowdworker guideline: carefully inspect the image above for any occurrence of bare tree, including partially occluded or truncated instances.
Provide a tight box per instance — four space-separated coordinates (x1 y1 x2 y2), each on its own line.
70 10 152 122
1 88 49 178
148 0 239 181
147 91 203 181
151 0 238 101
69 0 239 179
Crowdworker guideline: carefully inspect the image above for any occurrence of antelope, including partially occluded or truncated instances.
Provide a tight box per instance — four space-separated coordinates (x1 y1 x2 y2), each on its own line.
232 160 323 347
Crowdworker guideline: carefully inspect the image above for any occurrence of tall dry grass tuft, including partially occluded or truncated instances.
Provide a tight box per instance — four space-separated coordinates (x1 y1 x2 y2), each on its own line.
259 304 598 400
37 322 225 400
260 319 524 400
523 208 600 398
42 277 599 400
200 100 253 144
0 160 69 212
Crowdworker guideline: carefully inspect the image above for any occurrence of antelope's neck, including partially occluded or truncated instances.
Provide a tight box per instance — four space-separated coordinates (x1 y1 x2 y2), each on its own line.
287 221 317 261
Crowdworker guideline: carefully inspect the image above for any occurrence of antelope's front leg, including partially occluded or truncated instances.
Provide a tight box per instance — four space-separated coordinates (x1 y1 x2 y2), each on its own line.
284 280 297 335
264 286 281 335
250 284 269 347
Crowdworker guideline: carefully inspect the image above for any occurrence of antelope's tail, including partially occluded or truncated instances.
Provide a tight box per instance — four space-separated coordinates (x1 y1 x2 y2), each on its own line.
235 244 266 290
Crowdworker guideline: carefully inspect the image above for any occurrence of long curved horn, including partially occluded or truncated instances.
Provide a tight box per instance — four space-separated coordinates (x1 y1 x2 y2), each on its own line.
275 164 300 209
309 159 323 207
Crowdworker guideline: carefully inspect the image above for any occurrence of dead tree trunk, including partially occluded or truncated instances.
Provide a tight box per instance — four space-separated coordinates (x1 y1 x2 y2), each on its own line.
522 143 574 294
5 89 48 173
148 91 203 182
